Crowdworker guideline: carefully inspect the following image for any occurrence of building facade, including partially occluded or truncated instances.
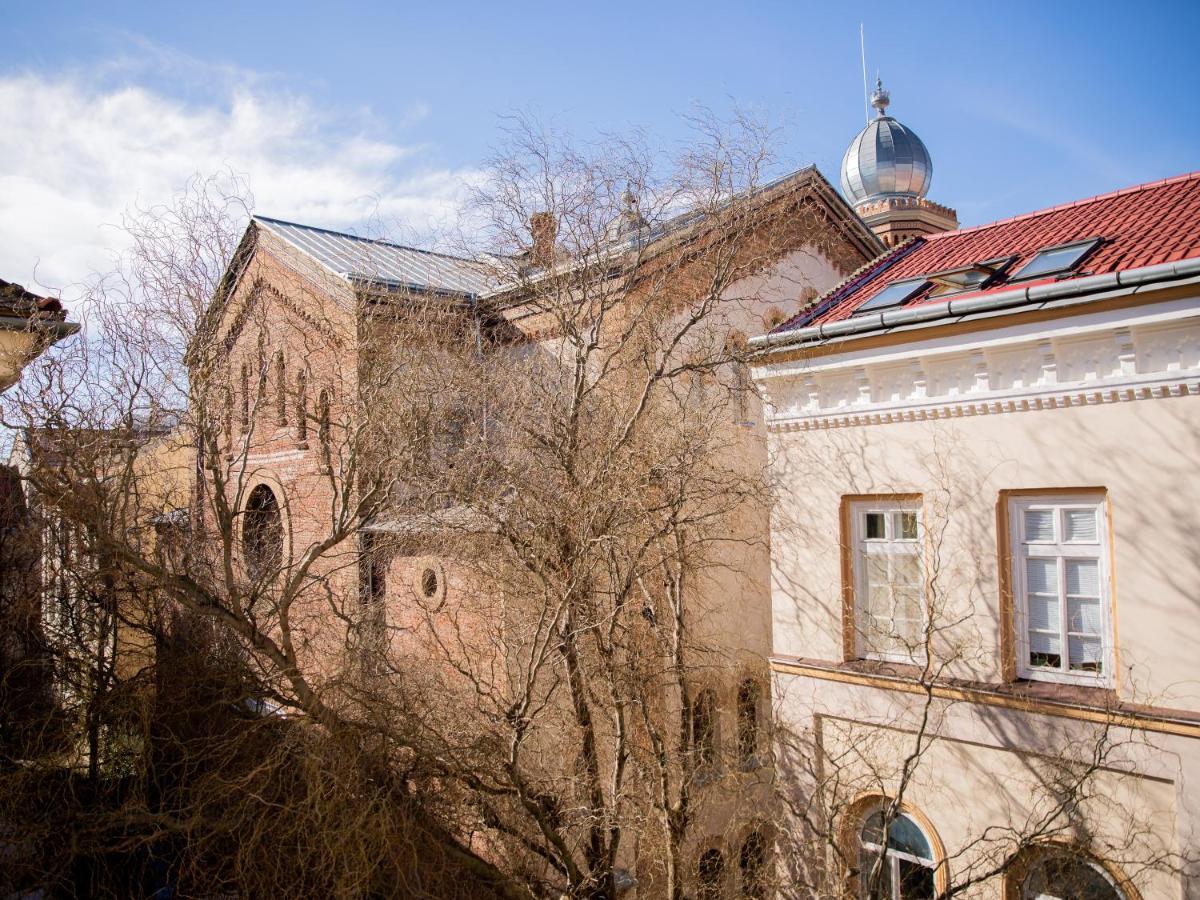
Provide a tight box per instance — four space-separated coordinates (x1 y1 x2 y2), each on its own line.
197 167 883 895
753 172 1200 897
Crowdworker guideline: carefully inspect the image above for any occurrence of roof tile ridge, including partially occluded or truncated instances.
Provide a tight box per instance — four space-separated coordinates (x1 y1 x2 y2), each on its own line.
923 170 1200 241
254 215 479 264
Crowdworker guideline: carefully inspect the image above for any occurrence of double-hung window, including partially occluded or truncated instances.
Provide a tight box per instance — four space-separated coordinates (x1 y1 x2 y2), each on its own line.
1009 494 1113 686
850 499 926 663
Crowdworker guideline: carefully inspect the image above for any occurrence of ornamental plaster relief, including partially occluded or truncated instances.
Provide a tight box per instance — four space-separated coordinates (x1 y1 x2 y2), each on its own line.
756 309 1200 432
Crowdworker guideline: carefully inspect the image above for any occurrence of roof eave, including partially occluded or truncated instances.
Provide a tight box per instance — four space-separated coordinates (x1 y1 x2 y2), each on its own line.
750 256 1200 356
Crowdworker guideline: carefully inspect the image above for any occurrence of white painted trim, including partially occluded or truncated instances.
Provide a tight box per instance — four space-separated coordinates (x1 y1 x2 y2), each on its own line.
756 297 1200 432
754 296 1198 381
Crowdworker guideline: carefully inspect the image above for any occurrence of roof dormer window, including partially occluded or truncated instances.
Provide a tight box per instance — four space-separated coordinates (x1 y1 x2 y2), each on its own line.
1010 238 1102 282
852 278 928 316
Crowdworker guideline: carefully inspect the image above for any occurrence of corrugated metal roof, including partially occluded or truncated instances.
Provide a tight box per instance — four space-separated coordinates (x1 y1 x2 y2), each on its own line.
774 170 1200 332
254 215 491 296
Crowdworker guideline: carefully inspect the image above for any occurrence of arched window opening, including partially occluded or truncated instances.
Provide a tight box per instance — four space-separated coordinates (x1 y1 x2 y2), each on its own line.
1020 850 1124 900
295 369 308 442
239 363 250 432
317 388 332 472
222 384 233 448
697 848 725 900
739 830 767 900
691 689 717 768
256 331 267 397
736 679 761 767
858 809 936 899
274 350 287 426
243 484 283 579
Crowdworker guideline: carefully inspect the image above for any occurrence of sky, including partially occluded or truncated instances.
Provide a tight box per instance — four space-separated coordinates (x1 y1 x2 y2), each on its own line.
3 0 1198 301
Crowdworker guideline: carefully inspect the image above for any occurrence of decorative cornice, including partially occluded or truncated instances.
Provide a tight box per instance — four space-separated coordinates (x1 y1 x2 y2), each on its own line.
767 375 1199 432
759 304 1200 432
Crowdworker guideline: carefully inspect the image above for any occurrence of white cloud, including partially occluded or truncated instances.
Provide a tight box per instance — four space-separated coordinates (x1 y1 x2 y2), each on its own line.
0 63 480 303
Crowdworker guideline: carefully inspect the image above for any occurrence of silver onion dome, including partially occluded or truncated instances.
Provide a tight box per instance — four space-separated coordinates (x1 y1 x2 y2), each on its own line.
840 78 933 205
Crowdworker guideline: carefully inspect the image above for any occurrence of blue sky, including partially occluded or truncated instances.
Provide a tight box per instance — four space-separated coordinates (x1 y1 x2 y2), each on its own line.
3 0 1198 294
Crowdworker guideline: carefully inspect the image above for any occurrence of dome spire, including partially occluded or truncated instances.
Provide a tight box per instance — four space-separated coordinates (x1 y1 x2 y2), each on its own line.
870 75 890 117
839 76 958 246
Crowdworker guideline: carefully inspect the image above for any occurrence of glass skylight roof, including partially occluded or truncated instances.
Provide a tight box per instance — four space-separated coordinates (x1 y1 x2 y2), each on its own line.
1010 238 1101 281
853 278 928 315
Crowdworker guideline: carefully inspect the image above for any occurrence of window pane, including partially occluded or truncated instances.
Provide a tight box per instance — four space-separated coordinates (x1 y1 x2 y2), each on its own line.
1065 559 1100 597
1029 630 1062 655
860 812 886 846
896 511 918 540
892 552 922 588
1064 508 1098 542
887 815 932 860
1069 636 1103 671
1026 558 1058 594
1024 853 1123 899
1068 597 1102 635
859 847 888 899
1023 509 1055 542
866 512 886 539
1027 593 1059 633
898 858 935 899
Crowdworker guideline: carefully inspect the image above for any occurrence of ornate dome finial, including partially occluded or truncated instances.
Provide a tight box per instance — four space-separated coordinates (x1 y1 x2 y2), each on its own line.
870 75 890 117
840 77 932 206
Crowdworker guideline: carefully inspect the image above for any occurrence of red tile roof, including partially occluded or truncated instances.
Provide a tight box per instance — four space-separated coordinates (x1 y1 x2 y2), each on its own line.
774 171 1200 332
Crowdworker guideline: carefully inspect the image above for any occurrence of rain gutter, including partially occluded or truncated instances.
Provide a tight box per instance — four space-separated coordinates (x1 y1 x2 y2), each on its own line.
749 256 1200 354
0 317 80 340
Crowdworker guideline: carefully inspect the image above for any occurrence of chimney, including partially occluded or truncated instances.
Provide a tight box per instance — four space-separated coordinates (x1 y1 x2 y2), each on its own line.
530 212 558 268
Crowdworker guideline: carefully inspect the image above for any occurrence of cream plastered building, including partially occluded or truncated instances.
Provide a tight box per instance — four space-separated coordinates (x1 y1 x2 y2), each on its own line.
752 172 1200 898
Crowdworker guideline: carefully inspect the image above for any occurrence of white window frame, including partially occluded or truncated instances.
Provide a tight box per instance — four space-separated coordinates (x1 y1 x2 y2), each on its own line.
849 498 927 664
1008 493 1114 687
858 811 937 900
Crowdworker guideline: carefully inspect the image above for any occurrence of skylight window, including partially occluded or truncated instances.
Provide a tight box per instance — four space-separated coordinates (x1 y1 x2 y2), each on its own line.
926 257 1016 297
1010 238 1101 281
852 278 928 315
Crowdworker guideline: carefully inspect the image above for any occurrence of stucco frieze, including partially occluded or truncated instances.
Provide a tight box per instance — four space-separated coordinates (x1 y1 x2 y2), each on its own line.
756 304 1200 431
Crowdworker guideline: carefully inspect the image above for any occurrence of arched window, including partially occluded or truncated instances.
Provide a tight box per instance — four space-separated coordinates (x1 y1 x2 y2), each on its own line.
222 384 233 447
736 679 761 767
739 830 767 900
1019 849 1125 900
858 808 936 899
691 689 717 768
317 388 332 471
243 484 283 578
274 350 287 426
239 363 250 432
697 848 725 900
295 369 308 442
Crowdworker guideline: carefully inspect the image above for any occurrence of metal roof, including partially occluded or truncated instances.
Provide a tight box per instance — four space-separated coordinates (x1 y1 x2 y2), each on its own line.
254 215 492 297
